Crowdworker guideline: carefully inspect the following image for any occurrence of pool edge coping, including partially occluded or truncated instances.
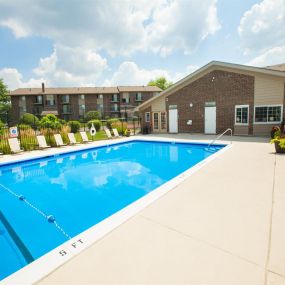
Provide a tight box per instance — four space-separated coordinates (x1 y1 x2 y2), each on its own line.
0 137 231 285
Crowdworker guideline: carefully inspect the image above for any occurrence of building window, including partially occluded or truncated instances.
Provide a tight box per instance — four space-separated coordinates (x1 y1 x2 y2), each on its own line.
62 104 71 114
112 94 118 102
35 95 43 104
145 112 150 122
79 104 85 116
97 94 103 99
122 93 130 103
34 106 43 116
135 93 142 101
19 96 27 116
235 105 249 125
112 104 118 112
161 112 166 129
78 94 85 117
254 105 282 123
46 95 55 106
61 95 70 104
153 113 159 130
97 104 104 112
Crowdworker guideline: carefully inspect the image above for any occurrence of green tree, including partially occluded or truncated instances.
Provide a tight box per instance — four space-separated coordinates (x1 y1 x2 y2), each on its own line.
68 120 81 133
87 120 102 131
148 76 173 90
40 114 61 129
0 79 11 121
20 113 39 127
85 110 101 121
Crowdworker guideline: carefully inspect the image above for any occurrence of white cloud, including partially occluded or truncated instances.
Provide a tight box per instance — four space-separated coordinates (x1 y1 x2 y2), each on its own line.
33 45 108 86
103 61 171 86
247 46 285 66
0 44 108 89
0 0 220 56
0 68 43 90
238 0 285 54
103 61 201 86
0 18 29 38
146 0 221 55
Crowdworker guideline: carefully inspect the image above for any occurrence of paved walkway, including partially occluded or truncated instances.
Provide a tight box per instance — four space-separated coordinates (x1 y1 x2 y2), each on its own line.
28 135 285 284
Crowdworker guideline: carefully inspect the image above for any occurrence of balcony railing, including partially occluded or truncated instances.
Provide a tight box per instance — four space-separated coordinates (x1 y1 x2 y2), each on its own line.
34 101 43 105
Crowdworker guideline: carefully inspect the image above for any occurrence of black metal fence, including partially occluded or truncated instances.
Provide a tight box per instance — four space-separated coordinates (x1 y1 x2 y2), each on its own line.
0 117 142 154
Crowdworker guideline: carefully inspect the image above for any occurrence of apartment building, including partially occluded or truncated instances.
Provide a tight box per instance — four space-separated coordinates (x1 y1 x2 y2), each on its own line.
137 61 285 136
10 84 161 123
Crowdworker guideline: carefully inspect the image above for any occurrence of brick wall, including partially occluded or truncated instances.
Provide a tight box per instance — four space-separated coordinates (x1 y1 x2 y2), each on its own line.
10 96 20 124
85 94 97 113
166 70 255 134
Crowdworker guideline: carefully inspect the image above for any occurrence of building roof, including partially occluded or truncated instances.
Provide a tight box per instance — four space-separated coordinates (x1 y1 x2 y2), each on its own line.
10 85 162 96
265 63 285 72
137 60 285 111
118 86 161 92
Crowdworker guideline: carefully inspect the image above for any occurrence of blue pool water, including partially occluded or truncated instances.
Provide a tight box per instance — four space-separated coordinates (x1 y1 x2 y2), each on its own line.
0 140 224 280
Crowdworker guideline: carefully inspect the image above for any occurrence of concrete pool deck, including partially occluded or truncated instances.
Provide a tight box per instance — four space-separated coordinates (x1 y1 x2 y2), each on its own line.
3 134 285 285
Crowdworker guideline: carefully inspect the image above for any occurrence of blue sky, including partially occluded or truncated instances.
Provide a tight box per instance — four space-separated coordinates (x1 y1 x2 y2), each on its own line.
0 0 284 90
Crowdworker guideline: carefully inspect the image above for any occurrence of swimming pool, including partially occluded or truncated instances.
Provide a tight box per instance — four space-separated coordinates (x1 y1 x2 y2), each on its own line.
0 139 225 282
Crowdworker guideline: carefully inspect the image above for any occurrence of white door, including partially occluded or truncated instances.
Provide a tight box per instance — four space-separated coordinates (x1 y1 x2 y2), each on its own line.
204 106 216 134
169 109 178 133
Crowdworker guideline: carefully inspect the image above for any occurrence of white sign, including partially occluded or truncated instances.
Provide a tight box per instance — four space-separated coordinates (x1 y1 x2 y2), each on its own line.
9 127 18 138
90 123 96 136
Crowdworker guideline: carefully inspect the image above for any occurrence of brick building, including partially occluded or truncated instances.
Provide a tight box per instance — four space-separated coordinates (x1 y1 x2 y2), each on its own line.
9 85 161 123
137 61 285 136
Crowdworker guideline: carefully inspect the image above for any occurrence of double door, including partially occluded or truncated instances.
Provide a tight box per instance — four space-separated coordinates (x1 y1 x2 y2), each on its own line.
152 112 167 133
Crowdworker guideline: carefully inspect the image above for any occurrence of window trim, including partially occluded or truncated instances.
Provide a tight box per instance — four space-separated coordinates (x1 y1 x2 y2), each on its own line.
254 104 283 124
145 112 150 123
234 104 249 126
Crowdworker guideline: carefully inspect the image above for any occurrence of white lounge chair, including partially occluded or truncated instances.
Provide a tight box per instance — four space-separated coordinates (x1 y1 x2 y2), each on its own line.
68 133 80 145
104 128 113 139
8 138 24 154
112 128 121 138
37 135 51 149
80 131 92 143
54 134 67 147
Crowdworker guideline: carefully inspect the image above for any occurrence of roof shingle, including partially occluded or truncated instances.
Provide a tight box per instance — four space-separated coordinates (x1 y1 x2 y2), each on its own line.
10 85 162 96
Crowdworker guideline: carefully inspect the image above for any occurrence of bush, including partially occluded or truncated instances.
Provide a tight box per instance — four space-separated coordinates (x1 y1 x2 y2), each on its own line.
111 121 127 134
68 121 81 133
40 114 61 130
87 120 102 131
18 124 32 130
106 118 119 129
20 113 39 127
85 111 101 121
58 119 66 125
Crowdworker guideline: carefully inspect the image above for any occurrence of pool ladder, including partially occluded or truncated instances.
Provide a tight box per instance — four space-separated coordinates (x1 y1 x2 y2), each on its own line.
207 128 232 148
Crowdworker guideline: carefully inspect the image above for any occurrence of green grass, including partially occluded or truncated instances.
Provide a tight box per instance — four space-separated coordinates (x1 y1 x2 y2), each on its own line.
74 131 108 142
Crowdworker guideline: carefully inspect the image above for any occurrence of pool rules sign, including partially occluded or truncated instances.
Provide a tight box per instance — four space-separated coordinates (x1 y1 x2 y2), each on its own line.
9 126 18 138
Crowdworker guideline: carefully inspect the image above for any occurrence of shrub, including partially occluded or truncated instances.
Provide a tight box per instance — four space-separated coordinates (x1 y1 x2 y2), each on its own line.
18 124 32 130
111 121 127 134
85 111 101 121
40 114 61 130
68 121 81 133
87 120 102 131
58 119 66 125
106 118 119 129
20 113 39 127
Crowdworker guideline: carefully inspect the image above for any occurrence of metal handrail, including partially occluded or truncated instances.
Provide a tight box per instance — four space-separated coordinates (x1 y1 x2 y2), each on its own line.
207 128 232 148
